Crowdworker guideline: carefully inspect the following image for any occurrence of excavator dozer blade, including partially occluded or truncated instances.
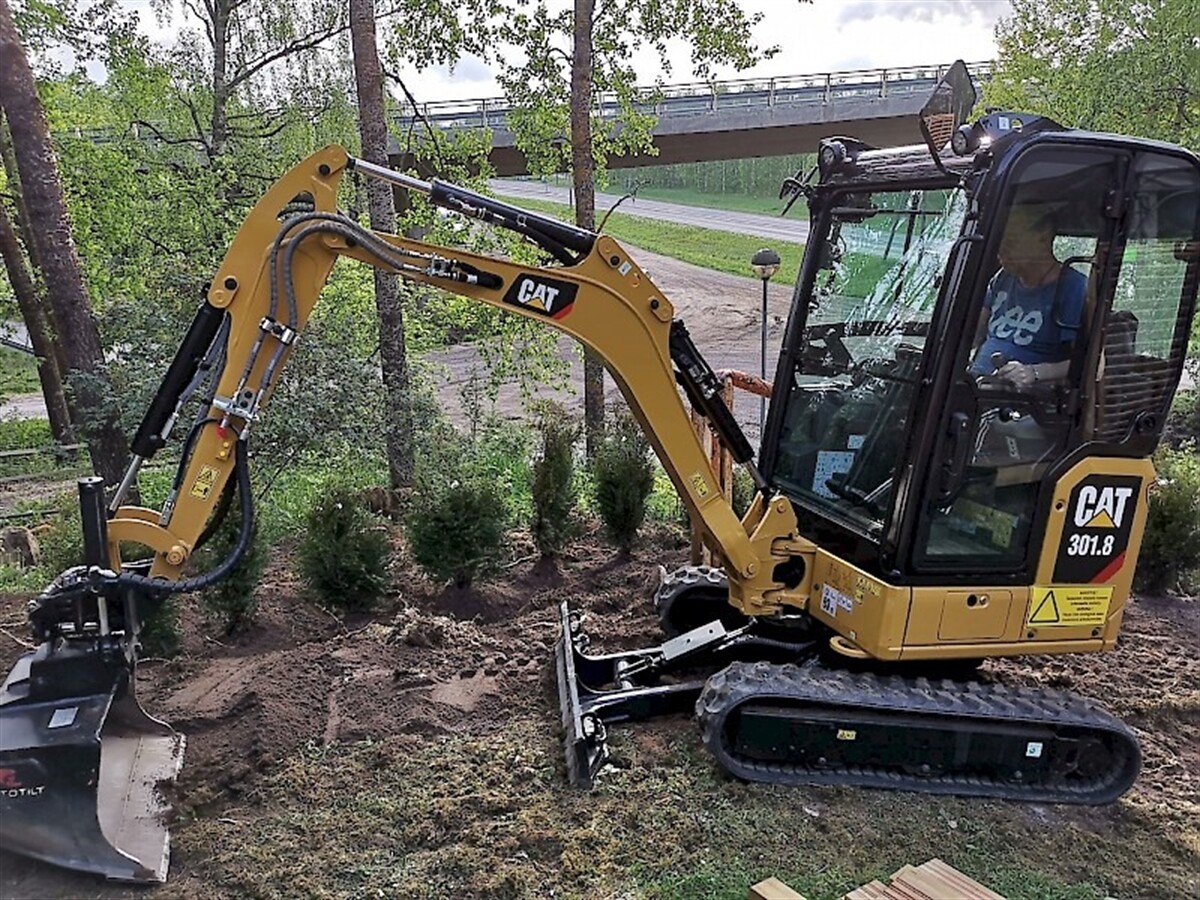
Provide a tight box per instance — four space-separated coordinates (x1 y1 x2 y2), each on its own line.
0 646 185 882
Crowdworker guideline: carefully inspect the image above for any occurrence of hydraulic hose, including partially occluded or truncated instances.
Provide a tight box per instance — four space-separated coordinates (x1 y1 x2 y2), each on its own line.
46 440 254 601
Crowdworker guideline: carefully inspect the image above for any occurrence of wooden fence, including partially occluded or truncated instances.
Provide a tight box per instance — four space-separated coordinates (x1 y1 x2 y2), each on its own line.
688 369 772 566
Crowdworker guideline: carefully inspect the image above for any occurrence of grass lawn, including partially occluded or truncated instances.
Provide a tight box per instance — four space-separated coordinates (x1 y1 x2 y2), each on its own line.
0 347 40 396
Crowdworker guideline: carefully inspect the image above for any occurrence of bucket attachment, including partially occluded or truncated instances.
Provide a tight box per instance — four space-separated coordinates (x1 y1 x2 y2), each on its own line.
0 640 184 882
553 600 727 788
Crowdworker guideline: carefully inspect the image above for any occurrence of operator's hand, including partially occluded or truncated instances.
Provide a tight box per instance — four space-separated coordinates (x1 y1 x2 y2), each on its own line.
996 360 1037 388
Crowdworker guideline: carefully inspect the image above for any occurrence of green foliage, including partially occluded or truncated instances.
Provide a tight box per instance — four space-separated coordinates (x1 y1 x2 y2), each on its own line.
0 417 52 450
986 0 1199 150
297 482 391 612
530 402 579 557
138 597 182 658
592 408 654 552
1136 444 1200 595
1165 390 1199 448
607 154 815 211
731 467 756 519
407 478 508 588
197 511 266 636
35 494 85 576
496 0 780 182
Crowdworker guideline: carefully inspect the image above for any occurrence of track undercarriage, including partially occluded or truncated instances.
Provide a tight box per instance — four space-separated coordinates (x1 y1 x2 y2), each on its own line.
555 567 1141 804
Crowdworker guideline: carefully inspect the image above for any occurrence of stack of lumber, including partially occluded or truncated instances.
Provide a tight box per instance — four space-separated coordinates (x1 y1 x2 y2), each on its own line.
844 858 1006 900
747 859 1005 900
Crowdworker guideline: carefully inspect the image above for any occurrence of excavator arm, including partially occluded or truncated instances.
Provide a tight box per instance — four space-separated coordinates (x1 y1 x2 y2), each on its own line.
109 145 806 614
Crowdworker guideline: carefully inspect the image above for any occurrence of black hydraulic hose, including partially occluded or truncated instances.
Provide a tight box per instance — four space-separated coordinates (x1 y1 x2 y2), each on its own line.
171 417 219 491
46 441 254 601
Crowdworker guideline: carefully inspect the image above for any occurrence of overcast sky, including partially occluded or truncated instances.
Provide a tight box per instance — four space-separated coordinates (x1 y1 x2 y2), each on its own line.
127 0 1011 103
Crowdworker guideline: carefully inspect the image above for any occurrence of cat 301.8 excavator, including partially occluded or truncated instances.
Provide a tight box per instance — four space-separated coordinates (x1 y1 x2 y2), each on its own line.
2 62 1198 882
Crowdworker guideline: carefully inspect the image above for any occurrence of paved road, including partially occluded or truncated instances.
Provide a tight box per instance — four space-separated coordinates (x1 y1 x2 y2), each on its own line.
488 179 811 245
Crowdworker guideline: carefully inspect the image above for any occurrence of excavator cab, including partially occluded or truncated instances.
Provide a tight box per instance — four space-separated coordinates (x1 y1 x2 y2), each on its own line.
763 69 1200 604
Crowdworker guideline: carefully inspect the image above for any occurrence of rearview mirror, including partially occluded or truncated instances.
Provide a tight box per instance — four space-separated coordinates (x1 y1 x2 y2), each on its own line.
918 61 977 165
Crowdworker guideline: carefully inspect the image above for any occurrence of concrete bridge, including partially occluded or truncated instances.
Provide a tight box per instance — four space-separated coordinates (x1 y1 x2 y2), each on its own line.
389 61 992 176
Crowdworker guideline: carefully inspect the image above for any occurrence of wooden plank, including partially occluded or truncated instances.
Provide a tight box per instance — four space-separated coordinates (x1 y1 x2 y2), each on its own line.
748 876 807 900
843 881 892 900
916 859 1005 900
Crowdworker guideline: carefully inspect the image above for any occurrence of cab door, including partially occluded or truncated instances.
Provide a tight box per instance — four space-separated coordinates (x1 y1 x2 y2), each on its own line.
908 142 1128 580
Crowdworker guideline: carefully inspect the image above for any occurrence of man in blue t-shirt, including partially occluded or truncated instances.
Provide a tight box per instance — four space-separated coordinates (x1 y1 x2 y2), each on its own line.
971 205 1087 387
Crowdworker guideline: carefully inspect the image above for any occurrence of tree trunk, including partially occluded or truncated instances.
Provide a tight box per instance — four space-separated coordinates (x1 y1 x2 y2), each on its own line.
572 0 604 456
210 0 230 158
0 201 74 443
350 0 414 493
0 115 69 384
0 0 129 486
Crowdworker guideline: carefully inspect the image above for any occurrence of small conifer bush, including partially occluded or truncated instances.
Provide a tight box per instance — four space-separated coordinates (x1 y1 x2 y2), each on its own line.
408 478 507 587
531 402 579 558
592 409 654 552
298 481 391 611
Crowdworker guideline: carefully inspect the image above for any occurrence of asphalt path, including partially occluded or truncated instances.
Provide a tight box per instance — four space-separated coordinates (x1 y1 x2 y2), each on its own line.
488 179 811 245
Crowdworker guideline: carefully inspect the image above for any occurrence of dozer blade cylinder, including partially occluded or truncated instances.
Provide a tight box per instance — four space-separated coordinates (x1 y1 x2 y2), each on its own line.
0 647 184 882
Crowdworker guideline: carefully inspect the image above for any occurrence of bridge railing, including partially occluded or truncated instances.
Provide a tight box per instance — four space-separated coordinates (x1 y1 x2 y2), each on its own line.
395 61 993 130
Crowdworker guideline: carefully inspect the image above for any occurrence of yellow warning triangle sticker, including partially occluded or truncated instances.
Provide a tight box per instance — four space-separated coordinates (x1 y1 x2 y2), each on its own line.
1029 590 1061 624
1084 510 1117 529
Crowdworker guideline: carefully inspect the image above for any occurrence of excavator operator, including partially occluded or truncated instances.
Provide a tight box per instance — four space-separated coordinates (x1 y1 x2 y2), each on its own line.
971 203 1087 386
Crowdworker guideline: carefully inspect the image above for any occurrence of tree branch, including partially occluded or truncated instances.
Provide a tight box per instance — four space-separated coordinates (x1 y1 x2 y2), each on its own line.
381 63 446 171
226 22 350 91
133 118 210 149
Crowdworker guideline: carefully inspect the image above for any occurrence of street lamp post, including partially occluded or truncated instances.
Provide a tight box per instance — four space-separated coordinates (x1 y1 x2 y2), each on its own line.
750 248 781 440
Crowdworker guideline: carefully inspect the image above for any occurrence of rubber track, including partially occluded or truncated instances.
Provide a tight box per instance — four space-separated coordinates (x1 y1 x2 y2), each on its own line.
653 566 727 612
697 661 1141 804
653 566 733 635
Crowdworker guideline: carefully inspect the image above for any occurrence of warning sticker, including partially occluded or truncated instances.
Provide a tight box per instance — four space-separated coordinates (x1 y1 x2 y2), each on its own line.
689 471 711 499
1026 585 1114 628
190 465 220 500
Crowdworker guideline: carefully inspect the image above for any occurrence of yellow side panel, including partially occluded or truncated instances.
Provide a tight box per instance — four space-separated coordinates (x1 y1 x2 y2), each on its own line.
809 552 910 660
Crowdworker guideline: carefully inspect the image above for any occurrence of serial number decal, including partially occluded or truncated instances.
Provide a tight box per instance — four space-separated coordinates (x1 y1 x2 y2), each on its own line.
820 584 855 618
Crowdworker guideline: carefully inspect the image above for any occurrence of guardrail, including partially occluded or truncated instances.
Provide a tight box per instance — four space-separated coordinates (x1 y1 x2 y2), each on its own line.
394 61 994 131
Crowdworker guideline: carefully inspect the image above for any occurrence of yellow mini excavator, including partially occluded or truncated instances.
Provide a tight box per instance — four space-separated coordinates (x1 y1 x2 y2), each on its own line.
1 63 1198 881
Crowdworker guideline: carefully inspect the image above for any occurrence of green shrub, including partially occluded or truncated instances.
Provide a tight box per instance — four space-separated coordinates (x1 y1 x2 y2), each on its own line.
35 495 85 576
732 467 757 518
139 597 181 658
592 409 655 552
297 482 391 612
1136 445 1200 595
408 479 508 587
197 510 266 636
530 403 579 557
1164 389 1199 448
